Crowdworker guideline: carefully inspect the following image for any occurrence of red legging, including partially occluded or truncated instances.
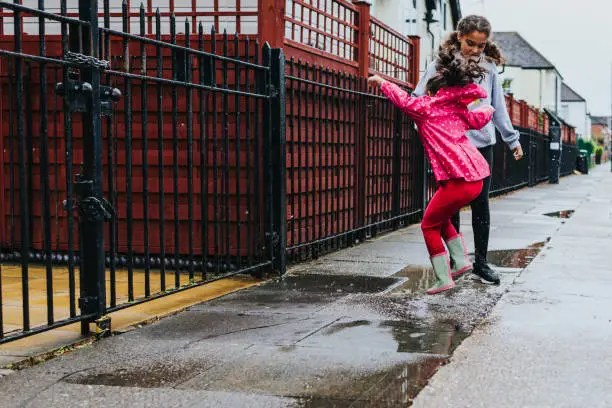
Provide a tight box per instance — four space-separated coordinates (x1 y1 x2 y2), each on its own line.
421 179 483 257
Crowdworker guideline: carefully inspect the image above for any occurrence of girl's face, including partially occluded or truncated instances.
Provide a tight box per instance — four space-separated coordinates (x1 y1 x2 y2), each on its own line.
457 30 488 59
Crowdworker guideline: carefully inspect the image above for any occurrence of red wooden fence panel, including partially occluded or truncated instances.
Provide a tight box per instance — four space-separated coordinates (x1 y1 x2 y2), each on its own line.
368 16 417 88
0 34 262 257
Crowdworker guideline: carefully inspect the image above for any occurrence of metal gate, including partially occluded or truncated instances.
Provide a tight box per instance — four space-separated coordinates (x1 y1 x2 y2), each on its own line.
0 0 284 343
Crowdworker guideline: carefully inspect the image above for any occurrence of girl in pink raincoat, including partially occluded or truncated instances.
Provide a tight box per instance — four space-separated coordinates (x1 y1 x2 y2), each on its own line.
368 55 494 294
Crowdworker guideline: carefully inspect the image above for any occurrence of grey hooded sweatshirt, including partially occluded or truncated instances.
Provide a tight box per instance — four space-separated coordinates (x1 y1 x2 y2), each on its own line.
412 59 521 151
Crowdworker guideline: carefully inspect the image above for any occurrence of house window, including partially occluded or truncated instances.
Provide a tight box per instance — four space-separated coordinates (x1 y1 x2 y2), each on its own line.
560 103 569 119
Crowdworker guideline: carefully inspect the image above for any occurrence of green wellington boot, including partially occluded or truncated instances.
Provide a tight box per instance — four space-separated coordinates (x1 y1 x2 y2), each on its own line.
427 252 455 295
446 234 473 279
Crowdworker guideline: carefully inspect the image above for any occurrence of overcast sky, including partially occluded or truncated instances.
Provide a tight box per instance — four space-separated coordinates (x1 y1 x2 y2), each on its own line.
461 0 612 117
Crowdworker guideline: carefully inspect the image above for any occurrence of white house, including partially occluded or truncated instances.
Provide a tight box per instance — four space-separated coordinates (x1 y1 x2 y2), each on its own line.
560 82 591 141
492 32 563 114
369 0 461 80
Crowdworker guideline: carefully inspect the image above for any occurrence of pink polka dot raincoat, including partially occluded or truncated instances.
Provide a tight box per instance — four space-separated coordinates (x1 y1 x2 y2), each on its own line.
380 81 493 182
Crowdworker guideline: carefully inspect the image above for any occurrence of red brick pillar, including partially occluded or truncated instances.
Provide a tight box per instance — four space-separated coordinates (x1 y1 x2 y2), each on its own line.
258 0 286 48
353 1 371 78
409 35 421 87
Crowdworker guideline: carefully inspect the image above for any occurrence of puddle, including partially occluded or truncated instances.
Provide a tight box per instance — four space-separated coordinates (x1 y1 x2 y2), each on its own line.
321 320 371 336
356 358 449 406
295 357 450 407
543 209 574 219
389 266 435 295
474 242 545 269
380 320 467 354
274 274 402 295
316 318 467 356
64 361 207 388
258 274 400 295
204 274 403 309
275 318 468 407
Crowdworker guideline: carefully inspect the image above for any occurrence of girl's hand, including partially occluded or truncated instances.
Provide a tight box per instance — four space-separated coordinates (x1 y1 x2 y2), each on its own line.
513 144 524 160
367 75 385 88
482 105 496 115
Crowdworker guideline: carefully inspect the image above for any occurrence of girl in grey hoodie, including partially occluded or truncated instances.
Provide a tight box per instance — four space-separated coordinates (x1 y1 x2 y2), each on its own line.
412 15 523 285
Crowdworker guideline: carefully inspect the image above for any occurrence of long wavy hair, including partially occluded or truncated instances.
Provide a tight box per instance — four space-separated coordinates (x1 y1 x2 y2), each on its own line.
440 15 504 66
425 53 487 95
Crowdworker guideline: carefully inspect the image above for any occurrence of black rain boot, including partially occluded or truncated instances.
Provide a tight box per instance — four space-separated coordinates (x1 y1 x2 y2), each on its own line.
472 262 500 285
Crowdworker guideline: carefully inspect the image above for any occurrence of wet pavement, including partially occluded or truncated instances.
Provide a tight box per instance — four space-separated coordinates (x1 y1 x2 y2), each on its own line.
412 165 612 408
0 167 607 407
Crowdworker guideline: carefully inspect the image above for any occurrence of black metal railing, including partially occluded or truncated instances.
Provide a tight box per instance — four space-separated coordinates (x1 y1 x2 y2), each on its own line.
560 142 579 177
489 129 530 195
0 0 102 341
0 0 284 343
533 131 551 183
488 127 555 196
284 65 425 261
423 128 560 204
99 9 281 312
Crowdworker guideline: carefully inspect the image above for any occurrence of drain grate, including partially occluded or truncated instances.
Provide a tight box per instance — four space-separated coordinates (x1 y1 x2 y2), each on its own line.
543 210 574 219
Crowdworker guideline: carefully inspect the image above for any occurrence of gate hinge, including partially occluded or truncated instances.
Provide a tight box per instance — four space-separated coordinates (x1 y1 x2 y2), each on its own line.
78 296 99 314
78 196 115 222
62 177 115 222
55 80 121 116
55 80 91 112
100 86 123 117
264 232 280 249
268 84 279 98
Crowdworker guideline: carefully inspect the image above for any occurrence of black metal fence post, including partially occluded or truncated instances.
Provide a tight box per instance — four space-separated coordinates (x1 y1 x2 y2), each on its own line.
391 107 402 227
356 81 368 242
548 115 561 184
77 0 108 335
263 47 287 275
1 0 274 344
528 130 536 187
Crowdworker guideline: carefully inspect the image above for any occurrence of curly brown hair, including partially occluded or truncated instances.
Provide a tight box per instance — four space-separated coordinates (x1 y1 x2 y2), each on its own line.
425 53 487 95
440 15 505 66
